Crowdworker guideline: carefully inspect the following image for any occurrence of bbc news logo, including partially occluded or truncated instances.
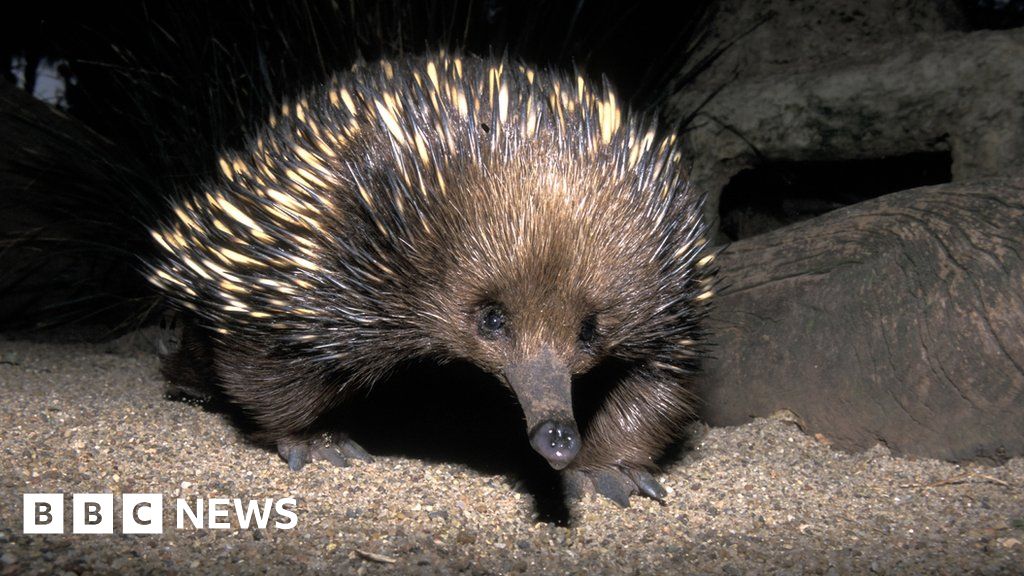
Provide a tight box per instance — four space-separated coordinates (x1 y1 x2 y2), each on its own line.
23 494 297 534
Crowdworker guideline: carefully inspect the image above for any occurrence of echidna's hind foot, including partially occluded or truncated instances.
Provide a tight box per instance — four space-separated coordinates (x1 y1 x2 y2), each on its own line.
156 310 183 357
277 432 374 471
564 466 667 508
158 312 219 406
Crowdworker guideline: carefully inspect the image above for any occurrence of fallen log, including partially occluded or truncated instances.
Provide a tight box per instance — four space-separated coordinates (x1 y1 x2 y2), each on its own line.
697 178 1024 462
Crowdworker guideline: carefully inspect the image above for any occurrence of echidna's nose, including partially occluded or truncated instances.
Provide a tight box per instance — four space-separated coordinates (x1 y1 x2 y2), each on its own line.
504 348 581 470
529 420 580 470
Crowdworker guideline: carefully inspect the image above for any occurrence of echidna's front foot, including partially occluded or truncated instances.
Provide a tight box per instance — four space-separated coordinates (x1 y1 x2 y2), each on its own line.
564 466 667 507
277 432 373 471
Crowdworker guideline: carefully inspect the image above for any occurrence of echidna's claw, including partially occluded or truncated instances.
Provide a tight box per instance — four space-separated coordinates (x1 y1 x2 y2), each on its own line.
624 468 668 501
280 441 311 471
277 432 373 471
564 466 667 508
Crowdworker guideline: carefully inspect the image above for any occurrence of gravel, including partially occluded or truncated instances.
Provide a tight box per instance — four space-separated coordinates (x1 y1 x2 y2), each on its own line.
1 331 1022 575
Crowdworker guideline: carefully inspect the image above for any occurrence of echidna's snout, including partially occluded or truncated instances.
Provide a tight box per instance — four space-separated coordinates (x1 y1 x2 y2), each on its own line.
504 348 581 470
528 419 580 470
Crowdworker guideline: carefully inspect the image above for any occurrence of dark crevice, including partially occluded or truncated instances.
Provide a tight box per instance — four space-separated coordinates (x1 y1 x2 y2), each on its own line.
718 151 953 242
957 0 1024 30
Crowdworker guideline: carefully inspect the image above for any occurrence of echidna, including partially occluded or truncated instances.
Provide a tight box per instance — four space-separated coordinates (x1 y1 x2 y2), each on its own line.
147 52 715 506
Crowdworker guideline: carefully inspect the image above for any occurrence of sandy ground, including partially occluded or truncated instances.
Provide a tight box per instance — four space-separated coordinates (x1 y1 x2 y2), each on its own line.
0 330 1022 575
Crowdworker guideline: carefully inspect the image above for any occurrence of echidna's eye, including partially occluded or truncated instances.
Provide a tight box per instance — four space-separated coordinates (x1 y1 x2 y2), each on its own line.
579 314 598 347
478 305 507 339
